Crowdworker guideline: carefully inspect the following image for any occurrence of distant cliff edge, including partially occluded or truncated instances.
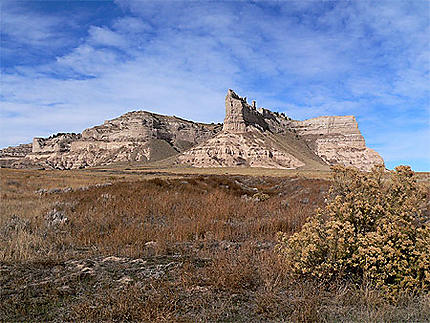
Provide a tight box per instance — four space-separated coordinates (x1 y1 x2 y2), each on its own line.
0 89 383 171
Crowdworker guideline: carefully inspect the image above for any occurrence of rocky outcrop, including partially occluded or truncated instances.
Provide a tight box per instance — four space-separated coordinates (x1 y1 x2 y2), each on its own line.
178 131 305 169
223 89 269 132
0 144 32 168
1 111 221 169
178 89 383 171
179 90 322 169
79 111 220 150
289 116 384 171
0 89 384 171
222 89 292 135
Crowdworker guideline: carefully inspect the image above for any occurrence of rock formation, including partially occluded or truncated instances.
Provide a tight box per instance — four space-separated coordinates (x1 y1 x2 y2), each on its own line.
223 89 270 133
0 143 32 168
0 89 383 171
1 112 221 169
178 89 309 169
178 131 306 169
178 89 383 171
288 116 384 170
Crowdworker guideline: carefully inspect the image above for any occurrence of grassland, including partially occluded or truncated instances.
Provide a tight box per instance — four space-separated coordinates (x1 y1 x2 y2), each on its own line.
1 166 429 322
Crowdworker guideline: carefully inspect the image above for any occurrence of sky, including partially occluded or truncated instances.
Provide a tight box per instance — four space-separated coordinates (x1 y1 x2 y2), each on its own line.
1 1 429 171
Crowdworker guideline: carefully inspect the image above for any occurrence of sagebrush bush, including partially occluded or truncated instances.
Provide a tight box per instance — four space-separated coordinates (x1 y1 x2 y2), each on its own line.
277 165 430 297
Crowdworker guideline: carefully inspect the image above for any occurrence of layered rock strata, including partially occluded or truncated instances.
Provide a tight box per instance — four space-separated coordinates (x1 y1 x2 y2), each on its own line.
178 89 383 171
289 116 384 170
178 131 305 169
0 144 32 168
223 89 291 134
0 89 383 171
1 111 221 169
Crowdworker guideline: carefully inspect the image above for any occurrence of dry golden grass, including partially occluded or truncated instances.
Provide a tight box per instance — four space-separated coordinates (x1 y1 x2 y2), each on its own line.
0 168 126 261
95 163 334 179
66 177 322 256
1 170 325 261
1 167 429 322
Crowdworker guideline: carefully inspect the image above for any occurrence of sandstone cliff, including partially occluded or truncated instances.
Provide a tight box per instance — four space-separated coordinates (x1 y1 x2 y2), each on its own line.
289 116 384 170
178 89 383 171
178 131 306 169
1 112 221 169
0 143 32 168
0 89 383 171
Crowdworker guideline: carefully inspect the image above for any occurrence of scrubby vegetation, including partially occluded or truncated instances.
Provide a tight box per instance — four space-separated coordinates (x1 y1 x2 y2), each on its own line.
1 167 429 322
277 165 430 298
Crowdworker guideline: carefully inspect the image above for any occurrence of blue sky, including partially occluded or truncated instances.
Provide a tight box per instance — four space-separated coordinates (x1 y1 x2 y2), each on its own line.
1 1 429 171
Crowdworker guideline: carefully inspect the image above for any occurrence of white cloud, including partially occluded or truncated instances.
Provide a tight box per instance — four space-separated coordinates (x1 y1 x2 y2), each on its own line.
112 16 152 33
1 2 77 57
55 45 121 76
88 26 129 48
1 1 429 169
1 7 59 45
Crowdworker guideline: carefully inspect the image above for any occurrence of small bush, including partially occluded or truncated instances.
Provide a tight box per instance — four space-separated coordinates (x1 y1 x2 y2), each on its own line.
253 192 270 202
277 165 430 297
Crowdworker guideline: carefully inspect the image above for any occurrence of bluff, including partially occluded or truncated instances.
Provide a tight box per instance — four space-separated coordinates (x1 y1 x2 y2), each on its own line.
0 144 32 168
0 112 221 169
288 116 383 170
0 89 383 171
178 89 383 171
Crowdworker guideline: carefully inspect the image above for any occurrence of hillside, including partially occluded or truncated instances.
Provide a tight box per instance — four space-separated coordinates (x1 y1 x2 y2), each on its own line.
178 89 383 171
0 112 222 170
0 90 383 171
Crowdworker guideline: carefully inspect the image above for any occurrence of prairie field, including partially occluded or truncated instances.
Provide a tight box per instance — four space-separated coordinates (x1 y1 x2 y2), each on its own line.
1 166 429 322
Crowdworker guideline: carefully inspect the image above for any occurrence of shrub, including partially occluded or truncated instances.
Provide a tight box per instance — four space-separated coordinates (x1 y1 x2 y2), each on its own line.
253 192 270 202
277 165 430 297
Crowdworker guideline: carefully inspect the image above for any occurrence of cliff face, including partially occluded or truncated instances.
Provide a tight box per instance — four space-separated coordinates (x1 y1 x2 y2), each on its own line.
0 89 384 171
223 89 269 133
32 133 82 154
1 112 221 169
0 144 33 168
80 111 219 149
222 89 291 135
178 90 313 169
178 89 383 171
288 116 384 170
178 131 306 169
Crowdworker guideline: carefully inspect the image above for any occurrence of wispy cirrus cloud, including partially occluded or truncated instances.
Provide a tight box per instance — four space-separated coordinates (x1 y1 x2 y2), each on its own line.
1 0 429 170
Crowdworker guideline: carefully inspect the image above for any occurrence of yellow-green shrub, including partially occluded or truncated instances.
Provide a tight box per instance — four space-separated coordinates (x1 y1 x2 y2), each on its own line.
277 165 429 296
